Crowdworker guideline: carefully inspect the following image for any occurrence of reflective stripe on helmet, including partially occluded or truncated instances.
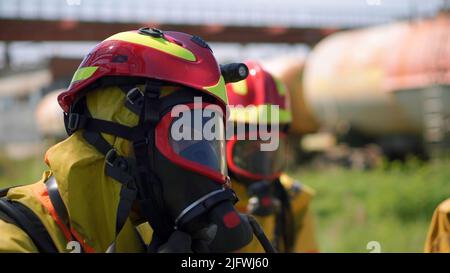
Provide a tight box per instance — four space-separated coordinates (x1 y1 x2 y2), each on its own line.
204 75 228 105
70 66 99 84
274 78 287 96
105 31 196 62
230 80 248 95
229 104 292 124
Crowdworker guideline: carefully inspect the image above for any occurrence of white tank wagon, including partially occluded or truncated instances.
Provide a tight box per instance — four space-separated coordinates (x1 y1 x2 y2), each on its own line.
301 14 450 155
263 13 450 156
35 90 66 141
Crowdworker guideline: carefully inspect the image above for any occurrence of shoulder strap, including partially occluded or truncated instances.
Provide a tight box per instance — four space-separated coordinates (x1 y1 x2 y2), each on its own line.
273 178 295 253
0 188 9 198
46 176 69 226
0 198 58 253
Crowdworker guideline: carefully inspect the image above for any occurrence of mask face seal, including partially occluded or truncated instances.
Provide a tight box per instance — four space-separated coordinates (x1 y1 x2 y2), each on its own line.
153 101 253 252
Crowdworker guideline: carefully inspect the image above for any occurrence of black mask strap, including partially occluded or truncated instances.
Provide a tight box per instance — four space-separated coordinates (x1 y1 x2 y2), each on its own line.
132 81 174 245
273 178 295 252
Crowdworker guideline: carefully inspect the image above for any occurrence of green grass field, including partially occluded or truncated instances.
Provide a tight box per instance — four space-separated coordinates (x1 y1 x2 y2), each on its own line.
1 155 448 252
289 158 450 252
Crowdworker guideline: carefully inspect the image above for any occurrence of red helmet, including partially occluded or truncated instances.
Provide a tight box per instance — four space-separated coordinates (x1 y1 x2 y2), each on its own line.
226 60 291 125
58 28 227 112
225 60 292 181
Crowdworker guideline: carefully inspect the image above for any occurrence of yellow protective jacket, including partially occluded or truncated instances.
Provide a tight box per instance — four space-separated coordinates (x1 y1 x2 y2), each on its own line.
0 166 148 252
233 174 318 253
424 198 450 253
0 86 149 253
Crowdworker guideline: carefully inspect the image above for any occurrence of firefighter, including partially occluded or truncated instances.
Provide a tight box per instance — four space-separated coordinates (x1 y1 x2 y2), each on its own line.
226 60 319 252
0 28 255 253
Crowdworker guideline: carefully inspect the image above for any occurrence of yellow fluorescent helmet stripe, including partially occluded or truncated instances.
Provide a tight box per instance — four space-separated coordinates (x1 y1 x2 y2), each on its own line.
230 80 248 95
275 78 287 96
204 76 228 104
71 66 98 83
229 104 292 124
105 32 196 62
